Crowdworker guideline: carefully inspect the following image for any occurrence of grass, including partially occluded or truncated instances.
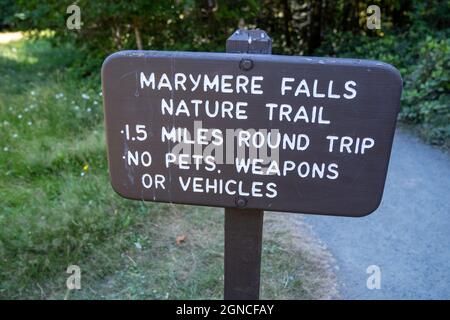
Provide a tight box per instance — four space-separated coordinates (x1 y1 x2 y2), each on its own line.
0 34 145 298
0 33 336 299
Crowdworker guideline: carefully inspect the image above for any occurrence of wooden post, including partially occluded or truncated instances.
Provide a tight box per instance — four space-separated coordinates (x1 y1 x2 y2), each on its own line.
224 29 272 300
224 208 264 299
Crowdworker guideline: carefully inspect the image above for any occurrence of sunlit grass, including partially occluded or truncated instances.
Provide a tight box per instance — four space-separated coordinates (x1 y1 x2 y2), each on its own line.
0 32 24 44
0 35 144 297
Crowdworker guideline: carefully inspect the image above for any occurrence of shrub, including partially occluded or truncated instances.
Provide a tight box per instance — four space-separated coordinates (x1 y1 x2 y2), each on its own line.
316 28 450 147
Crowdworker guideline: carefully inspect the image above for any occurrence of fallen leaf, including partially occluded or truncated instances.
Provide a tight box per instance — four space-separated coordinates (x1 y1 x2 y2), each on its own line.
176 234 187 245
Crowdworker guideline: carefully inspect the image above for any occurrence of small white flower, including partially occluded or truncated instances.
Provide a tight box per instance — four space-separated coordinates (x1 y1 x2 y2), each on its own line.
74 105 80 111
3 147 9 152
12 133 18 138
3 121 9 126
18 114 22 119
30 91 35 96
24 108 29 112
87 107 92 112
134 242 142 250
93 101 98 105
81 93 90 100
27 121 32 126
80 172 85 177
99 92 102 96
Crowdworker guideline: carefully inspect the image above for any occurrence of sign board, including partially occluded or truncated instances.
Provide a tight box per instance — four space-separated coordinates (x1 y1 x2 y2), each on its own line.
102 51 402 217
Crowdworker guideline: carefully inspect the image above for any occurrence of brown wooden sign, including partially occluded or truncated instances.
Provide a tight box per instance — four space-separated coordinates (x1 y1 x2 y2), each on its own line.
102 51 402 217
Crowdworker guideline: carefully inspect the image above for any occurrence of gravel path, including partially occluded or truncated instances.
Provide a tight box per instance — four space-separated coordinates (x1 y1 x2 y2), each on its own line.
303 128 450 299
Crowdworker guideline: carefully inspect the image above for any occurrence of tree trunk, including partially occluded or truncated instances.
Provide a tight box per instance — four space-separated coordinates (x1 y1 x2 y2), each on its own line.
308 0 323 54
283 0 292 48
134 24 143 50
111 24 123 50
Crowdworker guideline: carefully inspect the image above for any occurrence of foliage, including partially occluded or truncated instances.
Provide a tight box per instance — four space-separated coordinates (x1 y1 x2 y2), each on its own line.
5 1 447 145
316 25 450 147
11 1 260 77
402 35 449 145
6 1 431 71
0 0 18 29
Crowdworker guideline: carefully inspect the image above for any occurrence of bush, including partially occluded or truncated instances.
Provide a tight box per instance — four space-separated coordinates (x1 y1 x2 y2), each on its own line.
402 36 450 145
316 28 450 147
6 0 450 147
